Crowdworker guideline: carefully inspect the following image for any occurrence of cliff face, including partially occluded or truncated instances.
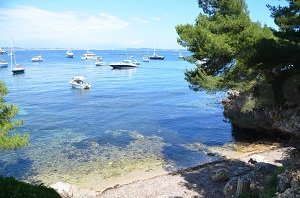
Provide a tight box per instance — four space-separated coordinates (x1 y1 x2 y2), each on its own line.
222 90 300 136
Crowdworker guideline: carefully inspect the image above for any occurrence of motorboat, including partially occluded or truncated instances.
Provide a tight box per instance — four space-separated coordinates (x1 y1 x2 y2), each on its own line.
95 60 106 66
0 48 6 54
66 50 74 58
150 41 164 60
178 53 184 59
31 55 43 62
109 60 137 69
69 76 91 89
143 56 150 62
81 51 101 60
0 59 8 67
10 37 25 75
195 58 209 66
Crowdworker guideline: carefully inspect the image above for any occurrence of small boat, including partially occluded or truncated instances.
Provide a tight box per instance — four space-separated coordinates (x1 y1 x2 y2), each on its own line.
0 48 7 55
81 51 101 60
178 53 184 59
143 56 150 62
10 37 25 75
109 60 137 69
195 58 208 66
149 54 164 60
12 65 25 74
95 60 106 66
0 59 8 67
66 50 74 58
69 76 91 89
31 55 43 62
150 41 164 60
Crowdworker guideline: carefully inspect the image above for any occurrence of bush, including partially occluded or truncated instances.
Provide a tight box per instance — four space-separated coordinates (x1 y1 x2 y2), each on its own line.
0 177 60 198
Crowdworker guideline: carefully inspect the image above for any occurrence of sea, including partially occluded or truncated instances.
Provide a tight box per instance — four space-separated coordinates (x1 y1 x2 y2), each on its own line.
0 49 234 185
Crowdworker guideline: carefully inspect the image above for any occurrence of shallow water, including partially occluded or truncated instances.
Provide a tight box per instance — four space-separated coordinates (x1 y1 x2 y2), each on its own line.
0 49 232 185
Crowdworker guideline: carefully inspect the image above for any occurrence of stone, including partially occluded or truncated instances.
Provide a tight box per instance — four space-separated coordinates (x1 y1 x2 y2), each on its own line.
277 173 291 193
223 177 238 195
254 162 276 174
233 167 252 176
50 181 74 197
212 168 229 182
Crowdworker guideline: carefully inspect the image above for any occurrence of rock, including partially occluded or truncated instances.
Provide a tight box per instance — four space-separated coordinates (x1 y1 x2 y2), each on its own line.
223 177 238 195
212 168 229 182
50 181 97 198
276 188 300 198
233 167 252 176
254 162 276 174
277 173 291 193
50 181 74 197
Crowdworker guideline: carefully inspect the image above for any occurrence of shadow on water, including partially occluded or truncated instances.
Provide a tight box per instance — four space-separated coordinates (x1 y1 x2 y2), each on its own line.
0 157 34 181
231 126 291 144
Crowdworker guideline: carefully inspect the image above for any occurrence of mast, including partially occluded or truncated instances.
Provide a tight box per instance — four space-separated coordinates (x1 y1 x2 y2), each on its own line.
10 37 13 69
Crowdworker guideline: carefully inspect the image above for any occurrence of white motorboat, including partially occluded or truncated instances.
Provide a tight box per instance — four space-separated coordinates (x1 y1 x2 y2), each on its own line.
143 56 150 62
69 76 91 89
0 59 8 67
0 48 6 54
109 60 137 69
10 37 25 75
95 60 106 66
31 55 43 62
195 58 208 66
66 50 74 58
178 53 184 59
81 51 101 60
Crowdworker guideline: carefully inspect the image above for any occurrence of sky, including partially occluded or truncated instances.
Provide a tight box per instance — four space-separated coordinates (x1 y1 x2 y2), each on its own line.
0 0 288 49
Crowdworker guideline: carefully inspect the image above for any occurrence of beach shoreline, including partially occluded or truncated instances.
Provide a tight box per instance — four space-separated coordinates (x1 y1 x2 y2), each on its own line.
50 142 289 197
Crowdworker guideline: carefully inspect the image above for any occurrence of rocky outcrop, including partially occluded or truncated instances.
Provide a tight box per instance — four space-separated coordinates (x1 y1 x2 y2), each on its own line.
222 90 300 136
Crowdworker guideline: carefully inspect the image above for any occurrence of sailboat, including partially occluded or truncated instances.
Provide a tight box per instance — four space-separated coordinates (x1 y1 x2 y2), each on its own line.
10 37 25 74
149 41 164 60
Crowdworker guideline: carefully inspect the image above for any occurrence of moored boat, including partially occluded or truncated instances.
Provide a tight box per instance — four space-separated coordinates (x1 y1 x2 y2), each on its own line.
69 76 91 89
31 55 43 62
109 60 137 69
66 50 74 58
0 59 8 67
81 51 101 60
10 37 25 75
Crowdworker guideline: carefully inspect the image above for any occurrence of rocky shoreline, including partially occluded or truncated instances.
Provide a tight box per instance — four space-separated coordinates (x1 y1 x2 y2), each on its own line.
222 90 300 136
50 142 298 198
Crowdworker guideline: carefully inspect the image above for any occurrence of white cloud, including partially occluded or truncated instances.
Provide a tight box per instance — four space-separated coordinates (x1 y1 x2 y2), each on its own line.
152 16 161 21
0 6 130 47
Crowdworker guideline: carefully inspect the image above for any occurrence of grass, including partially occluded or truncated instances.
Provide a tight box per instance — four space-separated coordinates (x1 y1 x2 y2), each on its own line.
0 176 60 198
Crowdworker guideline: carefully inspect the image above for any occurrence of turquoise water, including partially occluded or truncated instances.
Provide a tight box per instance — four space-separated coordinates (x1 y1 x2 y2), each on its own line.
0 49 232 185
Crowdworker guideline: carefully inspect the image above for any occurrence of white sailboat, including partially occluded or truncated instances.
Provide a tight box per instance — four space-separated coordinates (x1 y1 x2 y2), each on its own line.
150 41 164 60
10 37 25 74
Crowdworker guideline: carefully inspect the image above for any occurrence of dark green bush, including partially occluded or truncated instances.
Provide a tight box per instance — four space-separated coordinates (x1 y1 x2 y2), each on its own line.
0 177 60 198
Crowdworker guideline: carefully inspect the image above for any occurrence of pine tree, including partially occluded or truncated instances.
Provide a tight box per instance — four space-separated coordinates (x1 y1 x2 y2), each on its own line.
0 82 29 150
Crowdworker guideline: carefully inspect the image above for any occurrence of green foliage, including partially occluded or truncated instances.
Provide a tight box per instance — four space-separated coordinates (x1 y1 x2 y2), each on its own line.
0 176 60 198
0 81 29 150
176 0 300 105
